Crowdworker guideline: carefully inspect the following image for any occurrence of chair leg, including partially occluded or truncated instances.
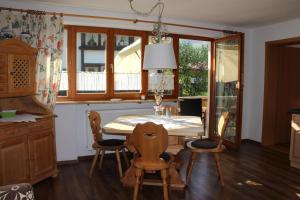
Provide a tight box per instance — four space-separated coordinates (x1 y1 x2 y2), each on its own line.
89 149 100 178
99 149 105 169
122 148 129 168
115 149 123 178
214 153 224 186
133 168 142 200
161 169 169 200
186 152 197 182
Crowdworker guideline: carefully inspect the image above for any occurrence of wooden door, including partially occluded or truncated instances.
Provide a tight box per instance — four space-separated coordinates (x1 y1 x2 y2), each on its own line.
210 34 244 149
28 130 55 182
274 47 300 144
0 136 30 185
7 54 36 96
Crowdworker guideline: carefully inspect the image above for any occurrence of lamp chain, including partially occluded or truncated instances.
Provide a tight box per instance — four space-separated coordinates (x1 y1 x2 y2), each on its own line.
129 0 168 43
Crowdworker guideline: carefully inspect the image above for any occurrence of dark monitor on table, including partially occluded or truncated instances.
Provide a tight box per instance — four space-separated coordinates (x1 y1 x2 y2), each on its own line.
178 98 202 117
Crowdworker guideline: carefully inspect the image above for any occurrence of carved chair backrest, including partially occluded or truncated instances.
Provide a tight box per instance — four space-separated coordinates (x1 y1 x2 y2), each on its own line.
132 122 168 163
217 112 230 148
88 111 103 142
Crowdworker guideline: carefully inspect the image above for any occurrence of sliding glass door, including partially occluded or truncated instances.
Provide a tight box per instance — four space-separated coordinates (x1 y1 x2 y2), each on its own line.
210 35 243 148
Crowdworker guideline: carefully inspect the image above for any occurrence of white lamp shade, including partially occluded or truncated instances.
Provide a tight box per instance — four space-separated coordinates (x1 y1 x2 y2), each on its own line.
143 43 177 70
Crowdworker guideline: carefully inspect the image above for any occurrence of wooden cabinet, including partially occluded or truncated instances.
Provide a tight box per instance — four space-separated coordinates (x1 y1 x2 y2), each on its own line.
0 39 57 186
0 118 57 186
0 39 37 97
290 114 300 169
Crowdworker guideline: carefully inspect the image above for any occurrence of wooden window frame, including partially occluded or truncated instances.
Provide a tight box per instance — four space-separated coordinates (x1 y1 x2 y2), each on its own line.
110 29 147 99
57 25 214 102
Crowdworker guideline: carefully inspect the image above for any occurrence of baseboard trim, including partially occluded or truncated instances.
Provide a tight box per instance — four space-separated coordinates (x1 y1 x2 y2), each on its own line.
57 153 120 165
57 159 79 165
78 152 117 161
241 139 261 146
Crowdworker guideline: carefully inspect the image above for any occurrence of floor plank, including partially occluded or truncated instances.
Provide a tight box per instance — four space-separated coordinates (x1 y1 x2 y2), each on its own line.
33 143 300 200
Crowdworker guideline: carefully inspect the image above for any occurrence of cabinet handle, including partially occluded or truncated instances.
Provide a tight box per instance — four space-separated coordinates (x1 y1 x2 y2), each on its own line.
10 71 15 75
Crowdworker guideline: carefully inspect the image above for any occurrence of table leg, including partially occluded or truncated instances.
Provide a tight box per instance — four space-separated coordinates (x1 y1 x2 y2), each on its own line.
168 162 185 189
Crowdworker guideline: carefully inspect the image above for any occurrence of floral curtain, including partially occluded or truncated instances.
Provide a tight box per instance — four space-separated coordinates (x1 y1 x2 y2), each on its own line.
0 10 64 110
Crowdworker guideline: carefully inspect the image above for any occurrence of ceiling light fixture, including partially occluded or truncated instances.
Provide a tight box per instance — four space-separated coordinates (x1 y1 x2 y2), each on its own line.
129 0 176 113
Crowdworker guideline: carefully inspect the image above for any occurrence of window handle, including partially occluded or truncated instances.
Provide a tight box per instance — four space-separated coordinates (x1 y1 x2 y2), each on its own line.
110 63 114 73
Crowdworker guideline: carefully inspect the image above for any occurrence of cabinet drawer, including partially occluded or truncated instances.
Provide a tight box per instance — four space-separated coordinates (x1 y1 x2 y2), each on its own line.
0 125 28 140
29 118 53 132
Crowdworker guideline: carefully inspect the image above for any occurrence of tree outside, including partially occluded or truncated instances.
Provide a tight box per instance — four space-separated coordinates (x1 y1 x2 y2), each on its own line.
179 41 209 97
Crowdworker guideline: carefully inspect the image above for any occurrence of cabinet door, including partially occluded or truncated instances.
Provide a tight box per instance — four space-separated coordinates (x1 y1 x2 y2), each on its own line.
7 54 35 96
0 53 8 95
28 131 55 181
0 136 29 185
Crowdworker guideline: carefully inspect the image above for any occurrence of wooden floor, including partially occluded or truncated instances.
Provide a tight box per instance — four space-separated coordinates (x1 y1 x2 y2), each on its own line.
268 143 290 154
34 143 300 200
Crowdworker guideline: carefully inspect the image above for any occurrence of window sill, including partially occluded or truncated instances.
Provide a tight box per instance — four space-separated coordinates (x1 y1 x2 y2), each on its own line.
56 99 177 105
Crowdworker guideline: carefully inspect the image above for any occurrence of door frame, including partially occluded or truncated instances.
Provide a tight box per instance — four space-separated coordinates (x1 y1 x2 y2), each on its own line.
209 34 244 149
262 36 300 146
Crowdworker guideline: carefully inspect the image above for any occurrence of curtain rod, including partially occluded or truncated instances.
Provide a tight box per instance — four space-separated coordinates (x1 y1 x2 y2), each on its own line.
63 13 240 34
0 6 241 34
0 6 63 16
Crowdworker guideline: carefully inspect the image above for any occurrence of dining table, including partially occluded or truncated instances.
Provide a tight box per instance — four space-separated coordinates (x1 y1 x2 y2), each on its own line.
103 114 204 189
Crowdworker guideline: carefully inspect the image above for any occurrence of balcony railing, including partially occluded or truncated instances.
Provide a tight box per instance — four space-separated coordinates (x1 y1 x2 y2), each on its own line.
59 71 141 92
114 73 141 91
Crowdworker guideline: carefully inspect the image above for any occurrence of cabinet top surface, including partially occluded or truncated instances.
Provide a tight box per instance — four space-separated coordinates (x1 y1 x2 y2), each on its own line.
0 114 54 127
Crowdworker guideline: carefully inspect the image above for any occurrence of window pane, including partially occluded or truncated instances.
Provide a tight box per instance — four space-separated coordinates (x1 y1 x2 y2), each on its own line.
179 39 210 97
58 30 68 96
76 32 107 94
114 35 141 92
147 36 174 95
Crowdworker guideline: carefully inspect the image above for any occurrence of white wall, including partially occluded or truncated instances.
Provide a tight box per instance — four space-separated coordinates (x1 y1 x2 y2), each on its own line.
243 18 300 142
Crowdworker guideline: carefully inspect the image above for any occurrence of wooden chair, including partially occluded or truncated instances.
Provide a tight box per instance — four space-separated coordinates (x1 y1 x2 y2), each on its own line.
131 122 170 200
88 111 129 178
186 112 229 186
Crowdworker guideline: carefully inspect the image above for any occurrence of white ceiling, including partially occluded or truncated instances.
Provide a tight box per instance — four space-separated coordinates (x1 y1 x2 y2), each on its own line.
11 0 300 27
